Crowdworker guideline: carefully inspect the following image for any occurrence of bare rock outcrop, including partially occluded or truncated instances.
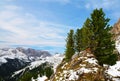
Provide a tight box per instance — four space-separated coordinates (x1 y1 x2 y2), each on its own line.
111 18 120 40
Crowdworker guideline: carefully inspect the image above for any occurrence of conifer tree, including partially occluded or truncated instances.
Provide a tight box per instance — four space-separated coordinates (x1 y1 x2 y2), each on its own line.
74 18 92 52
65 29 75 61
88 8 117 65
81 18 93 50
74 28 82 52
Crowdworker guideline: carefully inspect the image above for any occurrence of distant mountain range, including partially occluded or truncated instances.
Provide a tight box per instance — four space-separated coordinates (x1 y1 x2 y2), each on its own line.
0 47 63 81
0 47 51 65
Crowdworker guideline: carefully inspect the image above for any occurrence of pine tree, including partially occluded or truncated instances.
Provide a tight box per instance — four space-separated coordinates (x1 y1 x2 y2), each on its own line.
81 18 93 50
65 29 75 61
74 28 82 52
74 18 92 52
88 8 117 65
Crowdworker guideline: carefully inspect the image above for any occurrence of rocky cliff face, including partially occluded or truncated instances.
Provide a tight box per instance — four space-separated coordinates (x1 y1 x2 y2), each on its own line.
111 18 120 40
111 19 120 59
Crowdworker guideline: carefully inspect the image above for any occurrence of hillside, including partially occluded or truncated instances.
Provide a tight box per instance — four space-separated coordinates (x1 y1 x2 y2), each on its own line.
11 54 63 81
48 18 120 81
49 51 120 81
50 50 105 81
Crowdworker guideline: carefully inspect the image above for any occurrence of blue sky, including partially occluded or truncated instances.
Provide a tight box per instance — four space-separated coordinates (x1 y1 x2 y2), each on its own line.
0 0 120 54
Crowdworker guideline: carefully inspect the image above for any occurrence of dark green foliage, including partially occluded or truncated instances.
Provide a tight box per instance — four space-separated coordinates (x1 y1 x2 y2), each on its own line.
88 8 117 65
0 58 29 81
19 72 33 81
74 18 93 52
19 62 54 81
45 67 54 78
65 29 75 61
0 77 4 81
74 29 82 52
81 18 93 50
65 8 117 65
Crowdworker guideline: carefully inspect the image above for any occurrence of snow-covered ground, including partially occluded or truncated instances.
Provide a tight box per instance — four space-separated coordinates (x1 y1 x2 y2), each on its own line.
52 52 102 81
106 38 120 81
32 75 47 81
106 61 120 81
107 61 120 77
46 54 64 71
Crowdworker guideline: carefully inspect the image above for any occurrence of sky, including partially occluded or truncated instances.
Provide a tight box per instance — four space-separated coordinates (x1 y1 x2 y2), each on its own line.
0 0 120 54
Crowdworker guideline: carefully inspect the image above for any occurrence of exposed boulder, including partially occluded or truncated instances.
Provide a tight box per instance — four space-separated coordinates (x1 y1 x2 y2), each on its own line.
50 50 106 81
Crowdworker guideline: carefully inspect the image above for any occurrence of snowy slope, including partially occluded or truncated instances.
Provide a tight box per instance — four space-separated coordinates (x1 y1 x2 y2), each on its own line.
104 36 120 81
23 54 63 71
104 37 120 81
13 54 64 76
105 61 120 81
46 54 64 71
0 48 28 65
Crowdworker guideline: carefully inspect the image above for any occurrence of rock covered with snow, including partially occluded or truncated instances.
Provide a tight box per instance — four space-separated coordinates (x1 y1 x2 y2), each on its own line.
50 50 105 81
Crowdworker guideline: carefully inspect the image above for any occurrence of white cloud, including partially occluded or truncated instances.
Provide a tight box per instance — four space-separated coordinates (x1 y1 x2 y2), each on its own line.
83 0 120 20
0 4 72 49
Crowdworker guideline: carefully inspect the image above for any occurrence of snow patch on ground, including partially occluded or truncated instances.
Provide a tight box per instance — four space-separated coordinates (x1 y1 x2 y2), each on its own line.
32 75 47 81
107 61 120 77
46 54 64 71
29 60 46 70
85 58 98 65
79 67 92 73
69 70 79 80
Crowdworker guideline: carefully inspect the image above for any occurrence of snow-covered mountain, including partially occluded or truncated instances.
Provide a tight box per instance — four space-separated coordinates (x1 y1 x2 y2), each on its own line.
12 53 64 74
0 47 64 81
3 53 63 81
0 47 51 65
0 47 56 81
